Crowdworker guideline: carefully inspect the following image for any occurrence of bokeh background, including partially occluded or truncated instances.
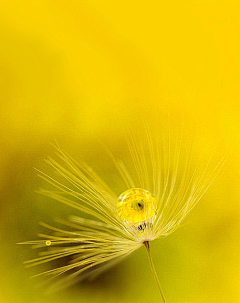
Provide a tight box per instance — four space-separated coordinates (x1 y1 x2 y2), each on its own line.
0 1 240 303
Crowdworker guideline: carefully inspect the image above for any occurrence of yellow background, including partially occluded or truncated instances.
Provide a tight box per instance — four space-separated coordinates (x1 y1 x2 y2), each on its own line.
0 1 239 302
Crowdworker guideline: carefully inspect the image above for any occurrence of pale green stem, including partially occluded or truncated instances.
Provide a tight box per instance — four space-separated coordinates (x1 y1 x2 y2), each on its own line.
144 241 166 303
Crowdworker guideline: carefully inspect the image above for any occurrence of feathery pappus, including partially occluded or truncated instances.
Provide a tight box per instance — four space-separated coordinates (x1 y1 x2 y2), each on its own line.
20 124 226 302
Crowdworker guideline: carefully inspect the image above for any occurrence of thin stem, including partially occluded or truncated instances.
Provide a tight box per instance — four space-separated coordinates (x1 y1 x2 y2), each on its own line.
144 241 166 303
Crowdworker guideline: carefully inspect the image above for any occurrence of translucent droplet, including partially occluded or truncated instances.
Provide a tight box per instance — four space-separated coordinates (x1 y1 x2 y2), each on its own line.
116 188 157 225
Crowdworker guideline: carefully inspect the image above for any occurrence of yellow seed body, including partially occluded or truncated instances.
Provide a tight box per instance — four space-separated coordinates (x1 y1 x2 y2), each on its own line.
117 188 157 224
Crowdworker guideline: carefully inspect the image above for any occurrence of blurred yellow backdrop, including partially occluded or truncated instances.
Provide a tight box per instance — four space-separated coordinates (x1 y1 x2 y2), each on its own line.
0 1 239 303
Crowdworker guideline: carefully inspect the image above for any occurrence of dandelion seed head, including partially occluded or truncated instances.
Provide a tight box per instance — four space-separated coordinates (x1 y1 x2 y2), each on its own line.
20 118 226 301
116 188 157 225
